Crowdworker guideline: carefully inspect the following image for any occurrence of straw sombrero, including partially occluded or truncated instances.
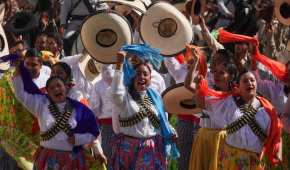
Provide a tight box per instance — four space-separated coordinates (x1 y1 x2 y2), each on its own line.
0 4 10 71
98 0 146 14
162 83 202 116
80 11 133 64
275 0 290 25
78 52 102 84
139 1 192 56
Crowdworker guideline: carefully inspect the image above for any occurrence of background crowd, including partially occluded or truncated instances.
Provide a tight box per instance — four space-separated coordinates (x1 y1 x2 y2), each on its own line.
0 0 289 170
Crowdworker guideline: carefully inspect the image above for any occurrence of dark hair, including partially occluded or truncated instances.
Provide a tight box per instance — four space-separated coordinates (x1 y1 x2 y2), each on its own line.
25 48 41 58
47 32 63 47
24 48 42 64
236 69 252 83
133 61 152 73
45 76 66 89
52 62 72 82
36 33 48 38
216 49 233 61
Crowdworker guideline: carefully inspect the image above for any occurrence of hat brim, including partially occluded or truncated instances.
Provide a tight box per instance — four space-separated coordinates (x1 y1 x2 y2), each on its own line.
0 26 10 71
274 0 290 26
80 11 133 64
139 1 193 56
162 83 202 116
99 0 146 14
78 53 102 84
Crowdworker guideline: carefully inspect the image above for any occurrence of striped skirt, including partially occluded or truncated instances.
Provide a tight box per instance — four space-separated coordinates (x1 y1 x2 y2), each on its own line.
33 147 86 170
175 119 199 170
109 134 166 170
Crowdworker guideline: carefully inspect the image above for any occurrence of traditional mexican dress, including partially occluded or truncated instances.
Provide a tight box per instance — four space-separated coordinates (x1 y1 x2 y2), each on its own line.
189 72 282 169
109 69 178 169
12 63 100 170
164 57 200 170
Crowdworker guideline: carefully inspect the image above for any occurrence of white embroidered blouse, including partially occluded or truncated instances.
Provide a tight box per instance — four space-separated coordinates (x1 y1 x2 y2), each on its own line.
13 75 96 151
109 70 160 138
204 95 271 153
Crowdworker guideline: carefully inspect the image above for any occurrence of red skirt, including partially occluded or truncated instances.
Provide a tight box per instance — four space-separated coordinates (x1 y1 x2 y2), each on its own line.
33 147 87 170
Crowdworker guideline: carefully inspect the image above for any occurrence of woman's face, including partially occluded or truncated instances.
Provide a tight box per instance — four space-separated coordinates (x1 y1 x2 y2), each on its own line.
35 35 47 51
47 78 67 103
47 37 59 55
213 64 231 91
133 64 151 92
51 65 68 81
238 72 257 100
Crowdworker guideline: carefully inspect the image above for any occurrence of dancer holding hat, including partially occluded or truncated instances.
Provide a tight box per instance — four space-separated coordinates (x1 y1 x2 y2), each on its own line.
109 44 179 169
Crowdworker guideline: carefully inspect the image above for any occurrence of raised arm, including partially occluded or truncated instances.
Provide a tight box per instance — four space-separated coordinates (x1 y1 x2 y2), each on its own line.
184 49 199 93
110 52 127 108
199 16 224 53
12 74 45 117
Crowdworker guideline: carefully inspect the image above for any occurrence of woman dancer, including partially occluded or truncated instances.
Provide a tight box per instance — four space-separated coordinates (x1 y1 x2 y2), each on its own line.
12 61 100 170
109 44 179 169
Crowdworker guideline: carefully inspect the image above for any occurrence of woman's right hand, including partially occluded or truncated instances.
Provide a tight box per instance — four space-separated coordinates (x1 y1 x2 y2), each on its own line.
116 51 126 70
116 51 126 64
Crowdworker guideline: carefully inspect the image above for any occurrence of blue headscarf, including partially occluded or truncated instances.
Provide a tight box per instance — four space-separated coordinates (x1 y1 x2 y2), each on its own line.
120 44 164 87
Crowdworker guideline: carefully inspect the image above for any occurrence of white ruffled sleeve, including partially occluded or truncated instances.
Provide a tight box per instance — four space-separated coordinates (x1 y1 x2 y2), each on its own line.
12 75 46 117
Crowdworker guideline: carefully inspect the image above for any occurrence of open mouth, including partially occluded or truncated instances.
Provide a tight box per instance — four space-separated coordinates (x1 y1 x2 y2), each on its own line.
137 79 146 86
54 92 63 98
246 87 255 91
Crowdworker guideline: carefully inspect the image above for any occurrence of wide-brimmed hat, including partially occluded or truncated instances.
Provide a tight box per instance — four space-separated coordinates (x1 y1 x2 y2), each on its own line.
162 83 202 116
80 11 133 64
78 52 102 84
275 0 290 26
7 11 38 34
0 4 10 71
139 1 193 56
99 0 147 14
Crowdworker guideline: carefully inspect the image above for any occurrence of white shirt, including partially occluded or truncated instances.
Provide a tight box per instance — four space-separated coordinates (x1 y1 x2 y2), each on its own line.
164 57 187 84
204 95 270 153
33 65 51 89
13 75 96 151
91 79 114 119
61 54 94 103
109 70 160 138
